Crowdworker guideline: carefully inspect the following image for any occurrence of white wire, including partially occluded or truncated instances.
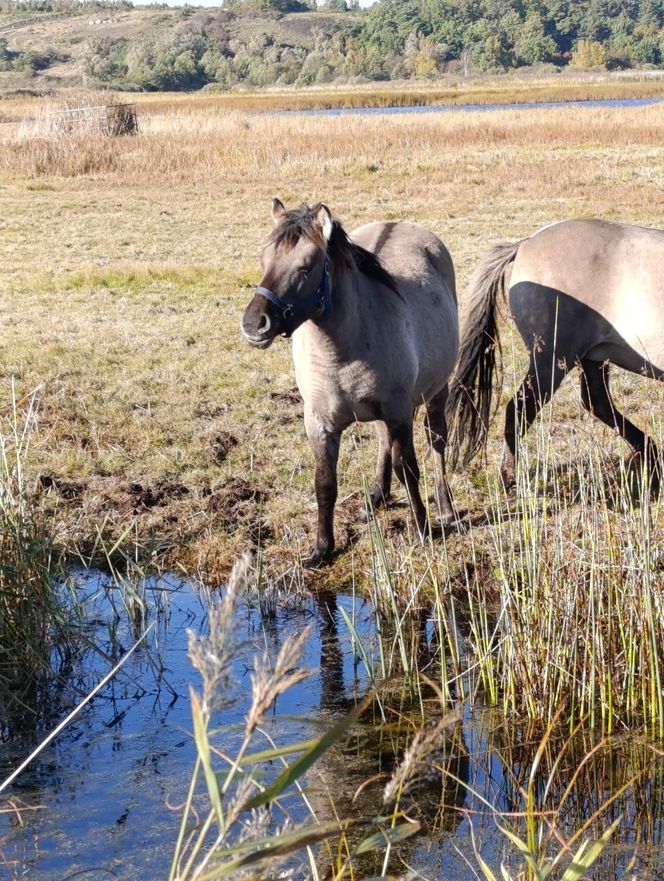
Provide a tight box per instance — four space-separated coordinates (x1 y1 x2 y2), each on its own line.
0 620 156 795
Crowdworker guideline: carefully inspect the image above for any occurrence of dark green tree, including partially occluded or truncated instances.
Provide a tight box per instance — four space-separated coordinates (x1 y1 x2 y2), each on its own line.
359 0 427 54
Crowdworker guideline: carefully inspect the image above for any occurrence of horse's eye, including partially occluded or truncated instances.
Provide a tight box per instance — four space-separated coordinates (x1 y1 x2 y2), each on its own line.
299 269 309 277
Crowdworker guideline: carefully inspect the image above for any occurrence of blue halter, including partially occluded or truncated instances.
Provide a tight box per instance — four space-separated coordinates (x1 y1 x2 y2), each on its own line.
254 261 332 338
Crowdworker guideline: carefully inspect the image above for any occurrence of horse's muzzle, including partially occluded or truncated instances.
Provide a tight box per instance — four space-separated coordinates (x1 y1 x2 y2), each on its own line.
242 329 274 349
241 296 280 348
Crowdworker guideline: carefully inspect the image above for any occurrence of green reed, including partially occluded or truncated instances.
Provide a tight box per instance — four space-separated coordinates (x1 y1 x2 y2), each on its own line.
357 391 664 735
467 421 664 736
363 488 467 706
0 382 65 693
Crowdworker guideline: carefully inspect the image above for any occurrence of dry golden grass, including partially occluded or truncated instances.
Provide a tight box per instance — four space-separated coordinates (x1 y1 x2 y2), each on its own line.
1 90 664 583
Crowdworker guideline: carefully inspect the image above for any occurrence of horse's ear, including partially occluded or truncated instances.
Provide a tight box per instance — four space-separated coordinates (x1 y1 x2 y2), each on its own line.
316 204 333 242
272 198 287 227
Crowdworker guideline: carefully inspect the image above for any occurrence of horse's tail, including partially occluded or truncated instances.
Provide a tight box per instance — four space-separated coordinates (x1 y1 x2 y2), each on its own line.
446 239 523 468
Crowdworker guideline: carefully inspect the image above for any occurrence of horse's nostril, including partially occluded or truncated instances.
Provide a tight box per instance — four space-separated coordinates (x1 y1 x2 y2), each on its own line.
257 313 271 335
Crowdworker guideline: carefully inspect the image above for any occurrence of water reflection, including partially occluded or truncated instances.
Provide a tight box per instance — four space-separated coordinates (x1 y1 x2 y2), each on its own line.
289 97 661 118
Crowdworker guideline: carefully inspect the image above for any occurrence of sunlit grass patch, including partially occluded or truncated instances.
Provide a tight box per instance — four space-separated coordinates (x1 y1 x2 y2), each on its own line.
2 82 664 596
58 265 224 292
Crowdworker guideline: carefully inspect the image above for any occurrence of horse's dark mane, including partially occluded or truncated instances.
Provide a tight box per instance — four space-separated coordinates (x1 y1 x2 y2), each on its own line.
270 204 400 295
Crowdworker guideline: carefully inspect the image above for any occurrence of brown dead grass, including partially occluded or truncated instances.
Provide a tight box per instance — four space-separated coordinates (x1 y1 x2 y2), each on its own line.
1 93 664 582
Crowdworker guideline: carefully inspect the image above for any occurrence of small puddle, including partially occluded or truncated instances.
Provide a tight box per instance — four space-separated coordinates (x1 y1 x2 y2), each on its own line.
1 573 663 879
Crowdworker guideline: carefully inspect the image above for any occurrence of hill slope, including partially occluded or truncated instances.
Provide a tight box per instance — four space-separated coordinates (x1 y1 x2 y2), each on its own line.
0 5 358 92
3 0 664 95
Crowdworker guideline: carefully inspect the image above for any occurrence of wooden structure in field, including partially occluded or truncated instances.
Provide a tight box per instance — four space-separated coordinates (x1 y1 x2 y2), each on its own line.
49 103 139 136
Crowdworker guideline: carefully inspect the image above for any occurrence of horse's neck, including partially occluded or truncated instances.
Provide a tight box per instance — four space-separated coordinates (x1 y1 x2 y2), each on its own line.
302 266 361 348
292 268 362 385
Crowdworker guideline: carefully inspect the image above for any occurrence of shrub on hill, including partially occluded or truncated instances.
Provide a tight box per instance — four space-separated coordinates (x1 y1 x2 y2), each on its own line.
0 37 69 72
61 0 664 90
0 0 132 12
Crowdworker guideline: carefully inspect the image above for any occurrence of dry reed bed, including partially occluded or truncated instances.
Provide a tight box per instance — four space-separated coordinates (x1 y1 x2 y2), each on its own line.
2 104 664 183
2 71 664 121
108 75 664 114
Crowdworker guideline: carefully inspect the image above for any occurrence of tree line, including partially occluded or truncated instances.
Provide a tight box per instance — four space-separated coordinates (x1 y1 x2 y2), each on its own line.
4 0 664 89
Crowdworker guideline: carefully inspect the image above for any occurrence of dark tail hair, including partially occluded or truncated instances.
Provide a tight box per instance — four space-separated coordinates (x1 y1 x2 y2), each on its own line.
446 239 522 468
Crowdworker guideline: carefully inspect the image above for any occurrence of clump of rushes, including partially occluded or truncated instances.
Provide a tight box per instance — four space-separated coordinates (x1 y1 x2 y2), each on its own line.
171 554 417 881
361 471 468 706
463 417 664 736
0 383 64 698
361 397 664 735
467 719 627 881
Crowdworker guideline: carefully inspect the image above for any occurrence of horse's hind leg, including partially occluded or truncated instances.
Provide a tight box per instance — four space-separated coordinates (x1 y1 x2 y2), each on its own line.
580 358 660 492
502 351 569 487
424 388 455 526
388 417 428 537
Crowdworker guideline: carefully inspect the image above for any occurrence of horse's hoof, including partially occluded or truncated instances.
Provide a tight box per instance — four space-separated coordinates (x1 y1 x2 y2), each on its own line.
442 510 468 534
302 550 333 569
359 492 390 523
358 507 374 525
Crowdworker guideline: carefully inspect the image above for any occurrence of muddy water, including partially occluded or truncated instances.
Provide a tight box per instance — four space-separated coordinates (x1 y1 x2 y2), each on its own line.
1 574 663 880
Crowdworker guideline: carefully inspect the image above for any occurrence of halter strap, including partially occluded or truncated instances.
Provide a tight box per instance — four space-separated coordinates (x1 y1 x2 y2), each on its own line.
254 261 332 338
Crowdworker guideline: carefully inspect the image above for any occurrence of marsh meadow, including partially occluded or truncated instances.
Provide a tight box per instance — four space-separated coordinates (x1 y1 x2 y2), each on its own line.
2 75 664 879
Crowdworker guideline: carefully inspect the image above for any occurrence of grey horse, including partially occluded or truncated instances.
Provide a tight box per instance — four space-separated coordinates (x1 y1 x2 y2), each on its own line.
447 218 664 487
241 199 459 566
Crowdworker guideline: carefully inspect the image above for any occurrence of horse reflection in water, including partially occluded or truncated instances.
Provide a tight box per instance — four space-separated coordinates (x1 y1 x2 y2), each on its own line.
241 200 459 566
447 218 664 487
309 592 470 871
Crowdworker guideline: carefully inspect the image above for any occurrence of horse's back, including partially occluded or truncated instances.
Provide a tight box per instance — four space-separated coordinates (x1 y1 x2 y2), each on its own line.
510 218 664 374
351 221 455 299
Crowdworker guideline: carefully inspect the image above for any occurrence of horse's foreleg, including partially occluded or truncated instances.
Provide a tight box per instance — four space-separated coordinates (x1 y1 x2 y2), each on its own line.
304 407 341 567
389 419 427 537
580 358 660 492
425 389 456 526
368 421 392 511
502 351 568 487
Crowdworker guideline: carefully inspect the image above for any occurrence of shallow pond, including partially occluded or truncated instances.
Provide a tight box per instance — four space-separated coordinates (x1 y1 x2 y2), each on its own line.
291 96 661 116
1 572 664 880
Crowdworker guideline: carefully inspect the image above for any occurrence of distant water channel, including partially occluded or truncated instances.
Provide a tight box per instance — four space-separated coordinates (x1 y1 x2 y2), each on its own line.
292 96 661 117
1 572 664 879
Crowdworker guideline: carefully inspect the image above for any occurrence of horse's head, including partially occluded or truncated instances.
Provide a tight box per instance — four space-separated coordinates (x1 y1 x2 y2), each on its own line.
241 198 333 348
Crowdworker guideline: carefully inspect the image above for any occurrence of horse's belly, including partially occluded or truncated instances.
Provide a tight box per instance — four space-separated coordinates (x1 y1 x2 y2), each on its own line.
607 321 664 375
292 299 457 428
294 362 383 428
